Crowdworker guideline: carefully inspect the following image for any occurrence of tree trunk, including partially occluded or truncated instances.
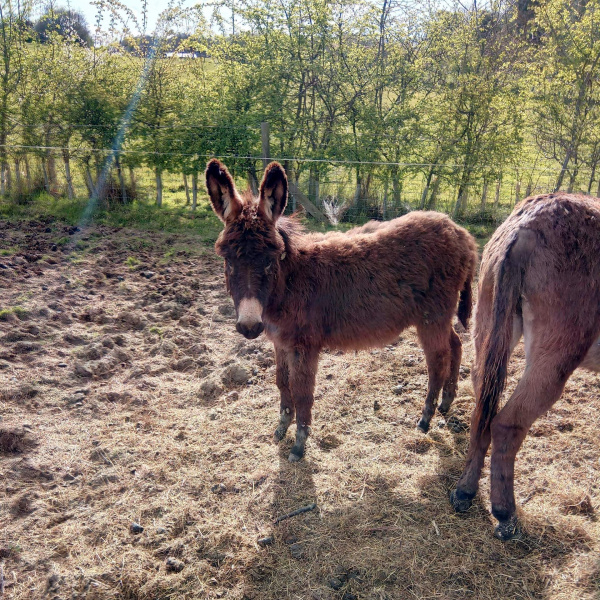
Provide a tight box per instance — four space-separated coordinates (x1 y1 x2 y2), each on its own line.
494 176 502 212
63 150 74 200
567 167 578 193
454 165 472 218
515 181 521 204
382 179 388 220
391 168 402 206
116 155 127 204
24 156 31 189
554 150 572 192
420 169 435 210
480 181 488 214
363 172 372 201
183 173 191 205
84 163 95 198
44 127 57 189
47 152 56 190
454 188 469 218
94 155 102 183
309 164 319 206
354 166 361 205
191 172 198 211
14 158 21 193
42 159 50 192
3 161 11 194
155 167 163 207
426 176 441 211
587 162 597 194
129 167 137 197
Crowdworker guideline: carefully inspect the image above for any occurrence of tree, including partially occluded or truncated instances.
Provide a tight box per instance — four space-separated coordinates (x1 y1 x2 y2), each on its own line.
0 0 30 195
533 0 600 192
34 6 92 47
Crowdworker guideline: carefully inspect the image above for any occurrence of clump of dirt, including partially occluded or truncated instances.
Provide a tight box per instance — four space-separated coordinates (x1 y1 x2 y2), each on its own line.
560 492 595 516
0 427 34 452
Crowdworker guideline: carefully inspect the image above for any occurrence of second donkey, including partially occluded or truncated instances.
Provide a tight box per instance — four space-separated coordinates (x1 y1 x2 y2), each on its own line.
206 159 478 461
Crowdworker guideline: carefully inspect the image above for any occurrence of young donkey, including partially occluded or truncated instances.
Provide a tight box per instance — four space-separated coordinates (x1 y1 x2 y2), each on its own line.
206 159 478 462
451 193 600 540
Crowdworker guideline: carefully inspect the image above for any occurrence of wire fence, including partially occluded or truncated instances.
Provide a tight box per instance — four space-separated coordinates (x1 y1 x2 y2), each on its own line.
0 143 598 225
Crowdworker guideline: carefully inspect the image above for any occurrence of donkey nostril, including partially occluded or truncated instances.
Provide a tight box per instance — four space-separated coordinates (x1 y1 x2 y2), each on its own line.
236 320 263 339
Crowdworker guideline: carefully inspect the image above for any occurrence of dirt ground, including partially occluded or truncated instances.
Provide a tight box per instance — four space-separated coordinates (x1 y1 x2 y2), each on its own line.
1 218 600 600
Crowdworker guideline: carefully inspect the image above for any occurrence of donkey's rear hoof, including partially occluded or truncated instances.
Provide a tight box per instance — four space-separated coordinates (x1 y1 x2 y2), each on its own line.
493 516 522 541
417 417 430 433
450 488 473 513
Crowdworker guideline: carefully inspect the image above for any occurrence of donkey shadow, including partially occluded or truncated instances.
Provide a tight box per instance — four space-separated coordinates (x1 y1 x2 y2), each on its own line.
241 426 596 600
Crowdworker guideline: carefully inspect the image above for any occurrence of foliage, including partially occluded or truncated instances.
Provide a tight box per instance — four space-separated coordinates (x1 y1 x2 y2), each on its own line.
0 0 598 220
33 6 93 47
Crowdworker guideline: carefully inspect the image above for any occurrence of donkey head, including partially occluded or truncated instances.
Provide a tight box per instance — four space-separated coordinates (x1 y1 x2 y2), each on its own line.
206 159 288 339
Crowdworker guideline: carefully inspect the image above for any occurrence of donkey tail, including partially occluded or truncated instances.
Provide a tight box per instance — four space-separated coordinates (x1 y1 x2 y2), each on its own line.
457 274 473 330
474 230 533 435
457 240 478 330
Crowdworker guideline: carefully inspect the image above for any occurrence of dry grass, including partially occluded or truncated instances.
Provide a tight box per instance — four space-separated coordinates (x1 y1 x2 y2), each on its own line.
1 219 600 599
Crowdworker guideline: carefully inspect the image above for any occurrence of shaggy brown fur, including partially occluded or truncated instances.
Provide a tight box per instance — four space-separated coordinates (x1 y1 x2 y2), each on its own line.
206 159 478 461
451 193 600 540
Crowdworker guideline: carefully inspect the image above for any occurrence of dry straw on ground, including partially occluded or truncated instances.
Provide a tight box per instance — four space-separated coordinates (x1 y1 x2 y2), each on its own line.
0 220 599 599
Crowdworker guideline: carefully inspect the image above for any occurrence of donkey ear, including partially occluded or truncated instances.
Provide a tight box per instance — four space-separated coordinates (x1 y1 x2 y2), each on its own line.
259 162 288 222
205 159 242 223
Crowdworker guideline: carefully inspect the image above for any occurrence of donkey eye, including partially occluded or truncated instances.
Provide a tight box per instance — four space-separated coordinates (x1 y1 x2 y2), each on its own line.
226 260 234 275
265 262 273 275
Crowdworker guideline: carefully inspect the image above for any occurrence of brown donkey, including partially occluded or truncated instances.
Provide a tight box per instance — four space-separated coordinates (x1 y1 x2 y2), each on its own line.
206 159 477 461
451 193 600 540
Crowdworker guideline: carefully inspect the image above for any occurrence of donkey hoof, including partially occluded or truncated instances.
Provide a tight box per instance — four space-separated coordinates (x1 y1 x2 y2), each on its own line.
288 450 303 463
288 442 305 462
493 516 521 541
450 489 473 513
437 402 451 415
417 417 430 433
274 427 287 442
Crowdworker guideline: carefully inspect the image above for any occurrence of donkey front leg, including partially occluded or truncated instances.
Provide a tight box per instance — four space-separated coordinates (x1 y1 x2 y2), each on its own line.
274 346 295 442
288 346 319 462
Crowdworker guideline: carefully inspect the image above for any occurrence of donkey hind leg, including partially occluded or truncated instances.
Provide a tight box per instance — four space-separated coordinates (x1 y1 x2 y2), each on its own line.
451 313 524 513
490 333 594 540
288 347 319 463
439 328 462 414
274 347 295 442
416 322 452 433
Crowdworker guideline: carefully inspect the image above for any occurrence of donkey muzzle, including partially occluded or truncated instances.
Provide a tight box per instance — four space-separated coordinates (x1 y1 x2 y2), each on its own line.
236 298 264 339
236 320 264 339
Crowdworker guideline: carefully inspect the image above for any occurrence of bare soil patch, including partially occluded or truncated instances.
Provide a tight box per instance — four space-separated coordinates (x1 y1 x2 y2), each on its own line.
1 219 599 599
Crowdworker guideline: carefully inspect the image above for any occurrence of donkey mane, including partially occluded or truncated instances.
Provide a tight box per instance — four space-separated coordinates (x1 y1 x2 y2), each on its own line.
276 215 305 250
